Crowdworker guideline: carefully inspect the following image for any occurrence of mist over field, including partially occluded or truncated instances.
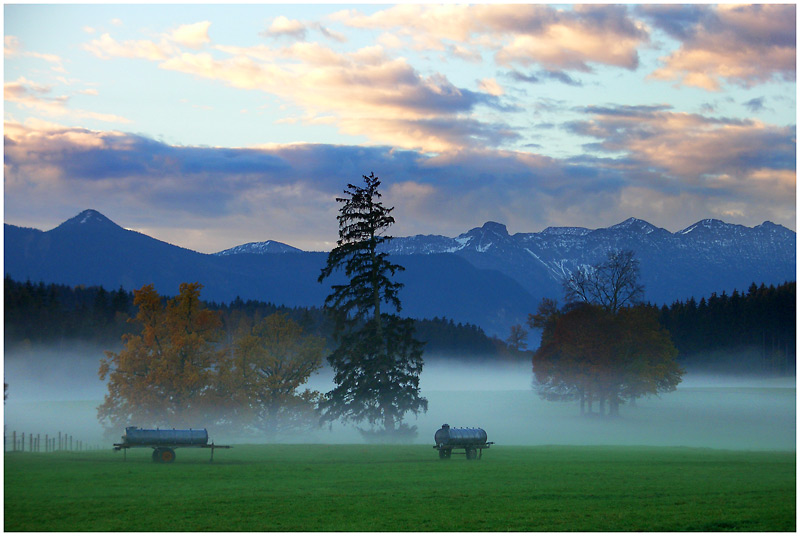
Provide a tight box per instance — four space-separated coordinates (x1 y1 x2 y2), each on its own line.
4 346 795 451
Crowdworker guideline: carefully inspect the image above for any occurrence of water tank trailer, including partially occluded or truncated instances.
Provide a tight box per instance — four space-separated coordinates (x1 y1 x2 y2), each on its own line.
113 427 231 463
434 424 494 460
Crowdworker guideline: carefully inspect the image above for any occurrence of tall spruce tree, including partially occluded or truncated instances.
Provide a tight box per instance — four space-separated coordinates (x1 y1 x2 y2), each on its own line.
318 172 427 440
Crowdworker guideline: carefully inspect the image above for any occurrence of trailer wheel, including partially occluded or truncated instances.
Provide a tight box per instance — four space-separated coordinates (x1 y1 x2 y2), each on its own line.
160 448 176 463
153 447 176 463
466 447 477 460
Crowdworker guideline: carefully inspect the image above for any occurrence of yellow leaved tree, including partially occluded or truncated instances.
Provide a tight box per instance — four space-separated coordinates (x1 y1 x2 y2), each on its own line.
212 313 325 435
99 284 326 438
98 282 223 432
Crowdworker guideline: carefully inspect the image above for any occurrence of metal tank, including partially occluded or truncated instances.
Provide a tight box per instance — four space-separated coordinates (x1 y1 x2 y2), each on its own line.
122 427 208 446
434 424 488 447
434 424 493 460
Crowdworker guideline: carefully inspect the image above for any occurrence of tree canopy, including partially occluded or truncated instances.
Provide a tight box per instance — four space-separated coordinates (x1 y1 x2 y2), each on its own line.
212 313 325 435
98 283 222 430
563 249 644 314
532 250 683 416
98 283 325 437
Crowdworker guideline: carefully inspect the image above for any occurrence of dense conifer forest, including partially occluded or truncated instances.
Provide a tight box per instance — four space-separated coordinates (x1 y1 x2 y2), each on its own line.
657 281 795 374
5 277 795 373
3 277 515 360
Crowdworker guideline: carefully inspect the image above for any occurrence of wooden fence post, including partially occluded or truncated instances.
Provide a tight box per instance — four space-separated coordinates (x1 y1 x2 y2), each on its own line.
5 431 95 454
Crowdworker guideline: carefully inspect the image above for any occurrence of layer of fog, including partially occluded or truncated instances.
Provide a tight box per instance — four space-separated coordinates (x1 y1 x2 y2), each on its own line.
4 347 796 451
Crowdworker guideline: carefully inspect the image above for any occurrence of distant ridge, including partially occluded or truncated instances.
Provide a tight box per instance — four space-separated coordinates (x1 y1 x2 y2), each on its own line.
375 217 795 307
4 210 796 336
4 210 536 336
216 240 302 256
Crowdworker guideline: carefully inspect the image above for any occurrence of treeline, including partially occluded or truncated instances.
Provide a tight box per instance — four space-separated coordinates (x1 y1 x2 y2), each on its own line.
4 277 133 346
7 276 794 373
657 281 795 374
4 277 518 360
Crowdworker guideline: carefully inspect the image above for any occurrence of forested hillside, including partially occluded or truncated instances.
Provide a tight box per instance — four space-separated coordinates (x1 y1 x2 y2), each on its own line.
658 281 795 374
4 277 518 360
5 277 794 373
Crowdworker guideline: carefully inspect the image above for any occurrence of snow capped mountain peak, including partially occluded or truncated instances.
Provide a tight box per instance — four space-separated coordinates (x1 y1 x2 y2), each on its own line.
678 218 733 235
453 221 511 253
215 240 302 256
55 209 121 231
610 217 660 234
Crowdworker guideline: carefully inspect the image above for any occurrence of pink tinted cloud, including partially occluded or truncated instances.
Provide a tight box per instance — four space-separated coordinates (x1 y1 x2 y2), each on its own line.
261 15 347 43
88 26 509 151
569 106 795 201
5 77 130 123
337 4 648 72
649 4 795 90
5 120 796 250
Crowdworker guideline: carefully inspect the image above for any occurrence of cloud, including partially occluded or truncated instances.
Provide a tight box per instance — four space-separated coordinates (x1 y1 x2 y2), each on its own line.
261 16 347 44
4 77 130 123
84 33 175 61
83 21 213 60
743 97 766 113
567 105 795 194
645 4 795 90
478 78 503 96
635 4 710 40
264 16 307 40
336 116 520 153
5 35 66 72
97 32 513 151
507 69 582 86
4 121 296 232
337 4 648 72
170 21 211 49
6 121 794 255
4 35 22 56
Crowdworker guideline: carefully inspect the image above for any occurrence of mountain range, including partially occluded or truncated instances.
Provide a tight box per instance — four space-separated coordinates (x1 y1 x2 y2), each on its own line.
4 209 796 337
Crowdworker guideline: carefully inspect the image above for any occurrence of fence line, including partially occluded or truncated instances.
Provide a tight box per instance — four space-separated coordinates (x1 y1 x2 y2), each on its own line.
4 430 103 452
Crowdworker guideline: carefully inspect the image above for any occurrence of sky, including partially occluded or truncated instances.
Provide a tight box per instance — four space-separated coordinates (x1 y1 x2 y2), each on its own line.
3 3 797 253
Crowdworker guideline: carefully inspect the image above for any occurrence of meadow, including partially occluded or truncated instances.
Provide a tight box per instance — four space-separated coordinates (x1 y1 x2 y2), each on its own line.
4 444 795 532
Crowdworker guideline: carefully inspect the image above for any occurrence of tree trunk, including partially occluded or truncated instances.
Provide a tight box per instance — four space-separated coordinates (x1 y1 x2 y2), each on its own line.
609 397 619 417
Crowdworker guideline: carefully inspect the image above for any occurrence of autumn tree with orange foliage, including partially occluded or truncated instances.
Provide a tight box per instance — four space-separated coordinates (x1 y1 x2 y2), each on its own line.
531 251 683 417
533 303 682 416
98 283 223 431
98 284 328 437
212 313 325 435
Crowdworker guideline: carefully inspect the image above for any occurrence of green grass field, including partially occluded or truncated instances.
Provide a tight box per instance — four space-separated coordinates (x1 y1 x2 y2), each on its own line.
4 444 795 531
